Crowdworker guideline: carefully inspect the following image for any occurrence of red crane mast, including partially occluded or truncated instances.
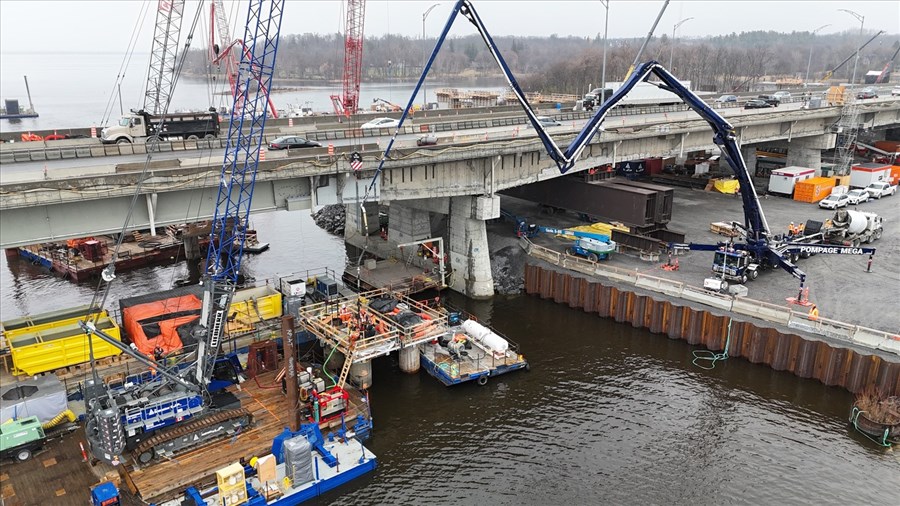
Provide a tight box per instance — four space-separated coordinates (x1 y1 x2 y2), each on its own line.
331 0 366 117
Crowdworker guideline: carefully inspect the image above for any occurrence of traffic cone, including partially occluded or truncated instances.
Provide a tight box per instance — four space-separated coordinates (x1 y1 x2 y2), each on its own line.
260 149 266 161
79 441 88 462
90 126 97 138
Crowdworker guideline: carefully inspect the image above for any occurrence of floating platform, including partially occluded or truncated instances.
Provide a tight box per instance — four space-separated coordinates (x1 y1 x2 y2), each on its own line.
118 369 370 504
183 423 376 506
14 235 189 282
420 322 528 387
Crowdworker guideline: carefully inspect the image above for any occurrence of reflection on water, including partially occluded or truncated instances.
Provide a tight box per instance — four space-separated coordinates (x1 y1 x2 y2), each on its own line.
2 211 898 504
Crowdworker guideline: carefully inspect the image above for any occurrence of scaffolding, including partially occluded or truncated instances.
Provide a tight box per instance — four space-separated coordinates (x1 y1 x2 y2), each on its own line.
830 89 861 176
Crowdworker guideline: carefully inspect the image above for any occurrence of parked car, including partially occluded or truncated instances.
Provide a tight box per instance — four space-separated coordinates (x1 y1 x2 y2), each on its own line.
856 87 878 99
773 91 792 102
416 134 438 146
268 136 321 150
744 99 772 109
714 95 738 103
360 117 401 129
846 188 870 205
537 116 562 127
892 86 900 97
864 181 897 198
818 193 850 209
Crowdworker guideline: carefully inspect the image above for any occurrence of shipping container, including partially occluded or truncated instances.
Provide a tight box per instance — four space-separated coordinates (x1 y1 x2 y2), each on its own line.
793 176 836 203
890 165 900 185
611 179 674 223
644 158 664 175
873 140 900 153
768 166 816 195
849 163 892 188
501 177 657 228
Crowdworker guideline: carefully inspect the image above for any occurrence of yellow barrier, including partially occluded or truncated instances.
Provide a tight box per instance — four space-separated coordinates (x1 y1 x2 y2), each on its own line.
7 311 122 376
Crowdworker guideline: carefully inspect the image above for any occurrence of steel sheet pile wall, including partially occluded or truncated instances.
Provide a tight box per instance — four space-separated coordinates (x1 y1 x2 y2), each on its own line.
525 264 899 395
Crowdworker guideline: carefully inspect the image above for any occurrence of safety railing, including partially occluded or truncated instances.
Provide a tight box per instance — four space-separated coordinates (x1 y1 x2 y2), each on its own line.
522 237 899 355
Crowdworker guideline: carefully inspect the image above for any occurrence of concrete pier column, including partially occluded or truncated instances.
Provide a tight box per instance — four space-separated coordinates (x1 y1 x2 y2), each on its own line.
349 360 372 389
786 147 822 171
399 346 420 373
183 235 201 260
741 146 758 175
388 202 432 245
448 195 498 299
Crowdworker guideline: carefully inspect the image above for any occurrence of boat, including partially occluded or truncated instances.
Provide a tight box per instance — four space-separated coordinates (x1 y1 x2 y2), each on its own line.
419 309 529 387
0 76 39 119
183 422 376 505
849 393 900 446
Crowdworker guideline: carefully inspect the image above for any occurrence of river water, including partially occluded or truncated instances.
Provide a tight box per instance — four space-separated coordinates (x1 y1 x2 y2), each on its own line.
2 210 897 504
2 51 898 503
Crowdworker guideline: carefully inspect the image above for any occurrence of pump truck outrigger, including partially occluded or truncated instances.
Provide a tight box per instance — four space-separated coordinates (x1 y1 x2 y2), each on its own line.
353 0 875 294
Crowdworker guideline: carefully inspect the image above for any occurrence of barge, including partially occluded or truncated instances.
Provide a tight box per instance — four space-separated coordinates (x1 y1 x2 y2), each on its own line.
420 314 528 387
183 423 376 506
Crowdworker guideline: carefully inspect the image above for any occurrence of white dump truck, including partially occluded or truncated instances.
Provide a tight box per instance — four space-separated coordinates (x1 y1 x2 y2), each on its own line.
101 109 220 144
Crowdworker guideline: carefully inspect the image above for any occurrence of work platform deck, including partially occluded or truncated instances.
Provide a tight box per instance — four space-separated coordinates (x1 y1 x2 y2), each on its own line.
341 259 445 295
119 369 369 503
299 289 447 363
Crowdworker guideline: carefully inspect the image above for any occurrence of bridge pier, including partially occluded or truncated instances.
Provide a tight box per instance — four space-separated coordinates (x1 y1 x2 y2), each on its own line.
449 195 496 299
778 134 835 171
398 346 420 373
349 360 372 389
741 146 758 174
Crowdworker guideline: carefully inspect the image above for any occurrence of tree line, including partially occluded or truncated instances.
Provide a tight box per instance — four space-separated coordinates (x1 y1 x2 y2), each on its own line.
184 30 900 93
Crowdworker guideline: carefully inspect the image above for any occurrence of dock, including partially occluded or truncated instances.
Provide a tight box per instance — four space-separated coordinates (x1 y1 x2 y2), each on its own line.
119 369 369 504
341 259 445 295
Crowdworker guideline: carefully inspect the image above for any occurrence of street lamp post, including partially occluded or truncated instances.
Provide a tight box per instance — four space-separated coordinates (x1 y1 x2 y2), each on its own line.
805 24 831 83
838 8 865 86
422 3 440 110
600 0 609 100
669 17 694 70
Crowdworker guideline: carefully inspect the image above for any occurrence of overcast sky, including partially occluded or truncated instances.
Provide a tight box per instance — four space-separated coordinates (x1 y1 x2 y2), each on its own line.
0 0 898 54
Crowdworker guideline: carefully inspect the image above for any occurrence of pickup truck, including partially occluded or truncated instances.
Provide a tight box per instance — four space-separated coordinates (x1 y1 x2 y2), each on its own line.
864 181 897 199
756 95 781 106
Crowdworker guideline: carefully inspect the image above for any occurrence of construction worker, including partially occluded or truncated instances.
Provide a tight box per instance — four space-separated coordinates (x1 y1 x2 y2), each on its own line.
788 222 796 236
808 304 819 321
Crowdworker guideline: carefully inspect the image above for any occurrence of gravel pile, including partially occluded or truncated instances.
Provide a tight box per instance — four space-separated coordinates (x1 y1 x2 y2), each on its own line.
313 204 346 235
491 244 527 294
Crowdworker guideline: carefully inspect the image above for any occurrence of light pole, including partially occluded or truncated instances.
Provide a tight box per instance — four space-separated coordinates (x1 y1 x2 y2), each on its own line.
669 17 694 70
805 24 831 83
838 8 864 86
422 3 440 110
600 0 609 100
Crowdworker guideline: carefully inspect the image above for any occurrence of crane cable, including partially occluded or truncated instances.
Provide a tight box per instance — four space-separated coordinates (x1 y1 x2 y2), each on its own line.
87 1 209 324
100 0 153 126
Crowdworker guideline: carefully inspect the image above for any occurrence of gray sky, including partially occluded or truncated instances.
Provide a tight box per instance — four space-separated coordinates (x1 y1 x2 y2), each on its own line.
1 0 898 54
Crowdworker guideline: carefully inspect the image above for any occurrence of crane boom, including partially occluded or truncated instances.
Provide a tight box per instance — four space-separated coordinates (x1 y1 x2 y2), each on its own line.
144 0 185 114
874 43 900 84
822 31 884 82
331 0 367 116
210 0 279 118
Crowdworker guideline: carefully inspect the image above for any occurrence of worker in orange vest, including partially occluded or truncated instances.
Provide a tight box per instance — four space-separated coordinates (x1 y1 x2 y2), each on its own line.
808 304 819 321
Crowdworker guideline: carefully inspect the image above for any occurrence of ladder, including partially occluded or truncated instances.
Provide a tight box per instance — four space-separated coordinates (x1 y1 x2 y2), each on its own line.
336 345 356 390
831 92 861 176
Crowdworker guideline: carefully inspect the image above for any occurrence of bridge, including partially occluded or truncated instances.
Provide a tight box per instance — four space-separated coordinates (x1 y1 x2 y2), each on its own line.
2 97 899 297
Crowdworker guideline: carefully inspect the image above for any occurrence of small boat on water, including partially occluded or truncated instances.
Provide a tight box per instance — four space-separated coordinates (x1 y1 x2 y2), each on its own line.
849 391 900 447
0 76 39 120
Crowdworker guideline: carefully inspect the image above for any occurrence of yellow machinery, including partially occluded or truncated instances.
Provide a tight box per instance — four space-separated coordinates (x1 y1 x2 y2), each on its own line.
226 285 283 334
216 462 248 506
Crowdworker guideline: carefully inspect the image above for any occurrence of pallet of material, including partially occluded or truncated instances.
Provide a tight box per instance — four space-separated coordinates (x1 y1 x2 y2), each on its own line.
710 222 740 237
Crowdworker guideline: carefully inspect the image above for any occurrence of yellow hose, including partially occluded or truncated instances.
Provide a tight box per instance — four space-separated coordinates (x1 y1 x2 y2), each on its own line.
42 409 76 430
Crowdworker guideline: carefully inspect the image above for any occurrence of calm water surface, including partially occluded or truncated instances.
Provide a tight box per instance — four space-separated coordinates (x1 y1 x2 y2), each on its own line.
2 211 897 504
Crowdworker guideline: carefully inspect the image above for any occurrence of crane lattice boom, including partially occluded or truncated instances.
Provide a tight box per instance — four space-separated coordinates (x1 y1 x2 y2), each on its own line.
144 0 185 114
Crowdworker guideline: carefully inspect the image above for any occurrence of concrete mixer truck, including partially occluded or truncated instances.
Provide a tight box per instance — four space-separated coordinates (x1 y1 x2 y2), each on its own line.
824 210 883 247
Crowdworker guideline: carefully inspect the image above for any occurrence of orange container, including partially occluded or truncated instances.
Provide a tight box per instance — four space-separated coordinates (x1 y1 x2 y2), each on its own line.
793 176 835 203
890 165 900 185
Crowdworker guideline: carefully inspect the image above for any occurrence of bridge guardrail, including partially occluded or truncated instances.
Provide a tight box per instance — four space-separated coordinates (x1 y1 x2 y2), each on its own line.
522 237 899 355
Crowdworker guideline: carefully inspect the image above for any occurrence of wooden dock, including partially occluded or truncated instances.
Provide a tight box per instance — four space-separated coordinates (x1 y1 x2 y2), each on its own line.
120 369 369 503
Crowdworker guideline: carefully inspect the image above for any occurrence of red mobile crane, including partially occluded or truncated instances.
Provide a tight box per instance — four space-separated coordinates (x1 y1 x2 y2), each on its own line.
210 0 279 118
874 43 900 84
330 0 367 117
